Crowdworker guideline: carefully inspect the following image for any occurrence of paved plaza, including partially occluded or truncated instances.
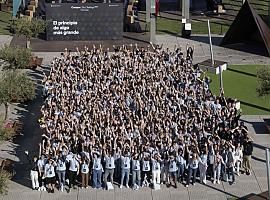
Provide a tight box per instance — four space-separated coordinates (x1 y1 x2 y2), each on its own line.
0 34 269 200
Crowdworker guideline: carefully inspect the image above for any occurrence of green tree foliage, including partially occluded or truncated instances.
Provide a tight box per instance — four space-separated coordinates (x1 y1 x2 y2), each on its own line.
0 71 36 119
257 66 270 97
0 45 32 70
0 170 11 194
0 119 15 142
11 17 47 40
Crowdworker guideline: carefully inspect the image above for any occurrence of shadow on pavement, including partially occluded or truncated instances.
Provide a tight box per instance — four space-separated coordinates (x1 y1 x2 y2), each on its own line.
7 65 48 189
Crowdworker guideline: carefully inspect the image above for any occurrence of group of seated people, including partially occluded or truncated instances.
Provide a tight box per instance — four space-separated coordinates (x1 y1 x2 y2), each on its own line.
27 43 254 193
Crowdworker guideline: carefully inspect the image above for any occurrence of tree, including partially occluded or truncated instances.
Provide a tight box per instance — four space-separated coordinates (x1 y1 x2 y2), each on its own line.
257 66 270 97
0 170 11 194
0 45 32 70
11 17 47 48
0 71 36 120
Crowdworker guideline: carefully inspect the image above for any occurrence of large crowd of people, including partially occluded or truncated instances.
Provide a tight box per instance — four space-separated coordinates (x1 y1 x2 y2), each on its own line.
27 43 254 193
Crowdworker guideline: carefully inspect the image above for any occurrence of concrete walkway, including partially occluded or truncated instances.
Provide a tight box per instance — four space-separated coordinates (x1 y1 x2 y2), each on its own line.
31 34 270 66
156 34 270 65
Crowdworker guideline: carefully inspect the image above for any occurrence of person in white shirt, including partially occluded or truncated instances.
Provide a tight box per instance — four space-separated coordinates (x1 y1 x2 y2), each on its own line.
44 159 57 193
80 157 90 188
199 149 208 184
151 153 161 185
234 142 243 176
141 154 151 186
168 154 178 188
120 151 131 188
56 156 66 192
92 152 103 189
103 150 116 188
37 154 46 189
186 153 203 187
176 149 186 183
213 151 225 184
67 154 80 192
131 153 141 189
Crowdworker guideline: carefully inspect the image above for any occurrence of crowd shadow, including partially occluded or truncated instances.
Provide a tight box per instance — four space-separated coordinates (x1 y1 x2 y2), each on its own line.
239 118 269 135
5 65 48 189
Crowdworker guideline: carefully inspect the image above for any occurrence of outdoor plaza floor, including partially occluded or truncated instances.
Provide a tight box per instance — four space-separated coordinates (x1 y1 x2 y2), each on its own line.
0 34 269 200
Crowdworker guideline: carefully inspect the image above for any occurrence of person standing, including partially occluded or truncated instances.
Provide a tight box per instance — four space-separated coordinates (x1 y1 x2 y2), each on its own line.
168 154 178 188
199 149 208 184
56 155 66 192
80 157 90 189
131 153 141 190
120 150 131 188
243 135 253 176
44 158 57 193
186 153 200 187
141 154 151 186
151 153 161 186
67 154 80 192
213 151 225 184
160 153 169 184
92 152 103 189
207 143 215 181
176 149 186 183
227 144 235 184
104 150 116 189
25 151 39 190
234 143 243 176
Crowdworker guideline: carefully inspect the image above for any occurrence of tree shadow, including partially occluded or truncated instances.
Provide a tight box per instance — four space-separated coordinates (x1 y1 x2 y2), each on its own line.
3 66 46 189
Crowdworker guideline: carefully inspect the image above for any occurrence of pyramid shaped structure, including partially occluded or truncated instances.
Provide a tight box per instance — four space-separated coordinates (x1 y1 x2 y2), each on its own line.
220 0 270 56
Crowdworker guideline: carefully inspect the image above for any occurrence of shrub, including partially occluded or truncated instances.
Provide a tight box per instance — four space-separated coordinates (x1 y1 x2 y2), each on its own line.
11 17 47 40
0 45 32 70
0 71 36 119
0 170 11 194
257 66 270 96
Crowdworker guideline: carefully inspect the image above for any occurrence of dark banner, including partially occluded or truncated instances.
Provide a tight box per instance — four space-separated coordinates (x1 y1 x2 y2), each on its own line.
45 3 123 41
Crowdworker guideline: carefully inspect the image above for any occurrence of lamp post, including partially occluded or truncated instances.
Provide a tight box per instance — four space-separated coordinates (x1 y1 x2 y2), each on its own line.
266 148 270 200
150 0 156 44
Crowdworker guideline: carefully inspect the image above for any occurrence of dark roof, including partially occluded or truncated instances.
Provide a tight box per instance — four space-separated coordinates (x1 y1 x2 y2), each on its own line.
220 0 270 56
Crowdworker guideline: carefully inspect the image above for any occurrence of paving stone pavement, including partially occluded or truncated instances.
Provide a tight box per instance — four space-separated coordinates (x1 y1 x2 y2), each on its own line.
156 34 270 65
0 35 270 200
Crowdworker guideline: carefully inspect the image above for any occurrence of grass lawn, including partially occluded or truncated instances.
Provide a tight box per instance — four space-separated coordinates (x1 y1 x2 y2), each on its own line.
156 17 230 35
207 65 270 115
0 11 11 35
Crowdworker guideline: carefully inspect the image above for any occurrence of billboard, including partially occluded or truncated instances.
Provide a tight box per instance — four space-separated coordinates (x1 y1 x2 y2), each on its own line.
45 3 123 41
